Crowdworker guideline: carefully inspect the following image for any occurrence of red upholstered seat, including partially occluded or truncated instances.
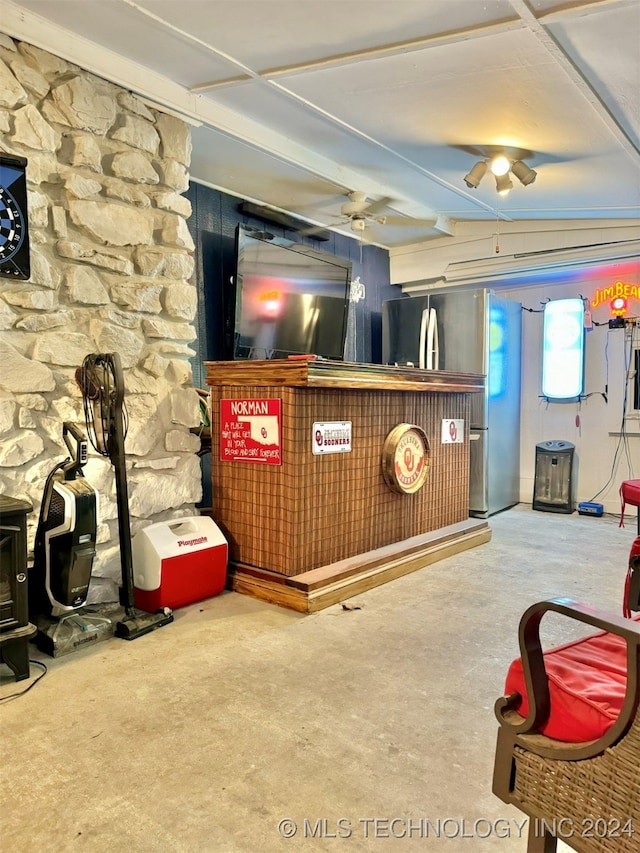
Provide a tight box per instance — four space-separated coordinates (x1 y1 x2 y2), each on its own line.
504 615 640 742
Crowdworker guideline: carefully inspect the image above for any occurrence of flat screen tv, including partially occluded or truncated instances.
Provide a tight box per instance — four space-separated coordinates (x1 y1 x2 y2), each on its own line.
233 224 352 361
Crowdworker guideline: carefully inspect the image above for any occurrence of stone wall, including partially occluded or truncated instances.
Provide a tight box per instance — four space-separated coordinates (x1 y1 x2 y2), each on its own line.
0 35 202 602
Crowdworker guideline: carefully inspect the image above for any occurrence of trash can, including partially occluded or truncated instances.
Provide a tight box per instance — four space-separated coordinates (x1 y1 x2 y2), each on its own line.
533 440 576 514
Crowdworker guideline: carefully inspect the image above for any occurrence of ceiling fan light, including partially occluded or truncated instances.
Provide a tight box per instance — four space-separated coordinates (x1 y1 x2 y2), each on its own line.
496 173 513 195
511 160 537 185
464 160 487 188
490 154 511 177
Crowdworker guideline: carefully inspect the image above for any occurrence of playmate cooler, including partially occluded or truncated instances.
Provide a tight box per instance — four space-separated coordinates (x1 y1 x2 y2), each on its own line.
133 516 227 611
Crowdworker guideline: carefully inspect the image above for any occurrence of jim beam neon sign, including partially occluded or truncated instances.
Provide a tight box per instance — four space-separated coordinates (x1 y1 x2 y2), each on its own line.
591 280 639 317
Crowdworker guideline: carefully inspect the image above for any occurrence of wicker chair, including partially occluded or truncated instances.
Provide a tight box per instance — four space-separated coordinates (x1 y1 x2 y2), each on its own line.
492 598 640 853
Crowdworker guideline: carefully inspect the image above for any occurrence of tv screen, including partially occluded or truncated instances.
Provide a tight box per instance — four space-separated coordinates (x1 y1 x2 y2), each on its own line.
233 225 352 361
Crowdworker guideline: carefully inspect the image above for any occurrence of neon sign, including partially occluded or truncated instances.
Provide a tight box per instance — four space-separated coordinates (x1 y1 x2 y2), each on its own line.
591 280 640 312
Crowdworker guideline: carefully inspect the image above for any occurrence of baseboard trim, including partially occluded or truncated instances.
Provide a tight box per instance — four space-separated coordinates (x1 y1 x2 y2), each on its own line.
227 518 492 612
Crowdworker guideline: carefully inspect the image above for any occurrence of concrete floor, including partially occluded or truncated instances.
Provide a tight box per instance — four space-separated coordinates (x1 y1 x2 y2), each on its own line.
1 504 635 852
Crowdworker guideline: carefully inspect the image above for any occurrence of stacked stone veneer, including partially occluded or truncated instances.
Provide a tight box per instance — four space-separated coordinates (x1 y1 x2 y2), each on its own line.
0 35 202 603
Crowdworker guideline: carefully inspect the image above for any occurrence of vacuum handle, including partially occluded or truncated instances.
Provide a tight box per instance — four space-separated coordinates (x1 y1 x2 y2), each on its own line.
62 421 89 479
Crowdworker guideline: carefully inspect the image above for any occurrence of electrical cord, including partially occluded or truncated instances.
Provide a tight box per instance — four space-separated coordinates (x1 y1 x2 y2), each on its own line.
589 328 636 502
76 354 128 457
521 302 612 324
33 458 70 556
0 660 47 702
580 391 608 403
617 326 635 476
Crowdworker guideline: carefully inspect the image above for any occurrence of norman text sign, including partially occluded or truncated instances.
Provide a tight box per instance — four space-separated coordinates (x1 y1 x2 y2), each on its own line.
220 398 281 464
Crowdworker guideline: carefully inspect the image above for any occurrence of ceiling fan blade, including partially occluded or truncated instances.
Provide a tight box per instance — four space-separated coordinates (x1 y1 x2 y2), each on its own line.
304 193 352 212
361 195 394 216
296 222 334 237
380 215 438 227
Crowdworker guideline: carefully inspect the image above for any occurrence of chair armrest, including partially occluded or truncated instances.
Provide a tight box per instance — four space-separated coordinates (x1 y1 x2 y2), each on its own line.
495 598 640 760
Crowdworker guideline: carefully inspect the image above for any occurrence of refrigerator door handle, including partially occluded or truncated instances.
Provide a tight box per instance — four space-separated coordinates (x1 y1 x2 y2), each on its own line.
427 307 439 370
419 308 429 369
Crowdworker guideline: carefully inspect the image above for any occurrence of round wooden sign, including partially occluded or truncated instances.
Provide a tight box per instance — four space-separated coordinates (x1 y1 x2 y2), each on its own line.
382 424 430 494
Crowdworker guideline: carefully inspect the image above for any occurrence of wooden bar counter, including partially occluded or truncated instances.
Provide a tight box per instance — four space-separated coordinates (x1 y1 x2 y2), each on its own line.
205 359 490 611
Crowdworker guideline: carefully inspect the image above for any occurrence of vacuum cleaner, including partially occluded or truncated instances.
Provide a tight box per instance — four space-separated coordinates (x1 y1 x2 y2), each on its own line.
30 422 112 655
76 352 173 640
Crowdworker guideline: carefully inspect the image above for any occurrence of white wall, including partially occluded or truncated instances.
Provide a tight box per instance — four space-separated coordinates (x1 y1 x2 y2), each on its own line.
501 276 639 516
390 222 640 519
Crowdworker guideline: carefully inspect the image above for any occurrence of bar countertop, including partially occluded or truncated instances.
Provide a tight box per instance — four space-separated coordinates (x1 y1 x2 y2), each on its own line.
204 359 485 393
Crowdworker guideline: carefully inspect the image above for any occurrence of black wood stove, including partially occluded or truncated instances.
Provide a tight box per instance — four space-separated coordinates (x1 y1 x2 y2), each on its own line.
0 495 37 680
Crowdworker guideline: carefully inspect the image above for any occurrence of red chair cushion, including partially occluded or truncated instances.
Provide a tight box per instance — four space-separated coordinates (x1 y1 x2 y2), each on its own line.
504 616 640 742
620 479 640 527
621 479 640 508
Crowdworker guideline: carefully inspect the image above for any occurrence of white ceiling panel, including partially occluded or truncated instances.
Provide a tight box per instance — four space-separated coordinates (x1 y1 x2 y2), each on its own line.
2 0 639 251
18 0 239 86
546 5 640 148
133 0 518 72
274 28 619 161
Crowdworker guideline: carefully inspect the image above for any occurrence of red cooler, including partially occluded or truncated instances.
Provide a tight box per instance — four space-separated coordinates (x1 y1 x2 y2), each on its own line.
133 516 227 611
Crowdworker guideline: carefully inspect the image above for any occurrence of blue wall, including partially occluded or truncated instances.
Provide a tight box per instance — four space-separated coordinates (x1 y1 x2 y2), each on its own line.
186 182 395 387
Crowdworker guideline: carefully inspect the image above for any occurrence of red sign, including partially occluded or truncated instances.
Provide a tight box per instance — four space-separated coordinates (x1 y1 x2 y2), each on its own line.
220 398 281 465
610 296 627 316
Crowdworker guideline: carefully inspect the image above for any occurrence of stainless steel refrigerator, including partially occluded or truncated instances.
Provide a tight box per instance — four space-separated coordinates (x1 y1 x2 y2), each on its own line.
382 289 522 517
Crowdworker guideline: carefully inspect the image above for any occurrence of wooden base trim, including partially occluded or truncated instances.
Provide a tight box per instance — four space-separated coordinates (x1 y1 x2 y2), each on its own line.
227 519 491 613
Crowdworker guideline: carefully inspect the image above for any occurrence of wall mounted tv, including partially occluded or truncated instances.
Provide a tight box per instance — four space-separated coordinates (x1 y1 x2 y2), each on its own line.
233 224 352 361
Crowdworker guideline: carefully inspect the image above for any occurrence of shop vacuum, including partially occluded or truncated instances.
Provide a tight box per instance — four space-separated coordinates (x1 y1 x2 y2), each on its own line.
29 422 112 656
75 352 173 640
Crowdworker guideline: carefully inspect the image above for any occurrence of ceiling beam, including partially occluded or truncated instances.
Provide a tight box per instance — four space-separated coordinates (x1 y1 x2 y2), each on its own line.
538 0 637 25
190 19 525 93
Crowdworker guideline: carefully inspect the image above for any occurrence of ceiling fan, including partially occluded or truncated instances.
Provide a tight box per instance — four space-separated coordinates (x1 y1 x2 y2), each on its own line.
338 191 391 233
300 191 438 237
